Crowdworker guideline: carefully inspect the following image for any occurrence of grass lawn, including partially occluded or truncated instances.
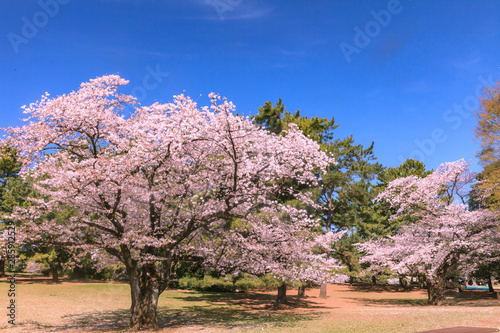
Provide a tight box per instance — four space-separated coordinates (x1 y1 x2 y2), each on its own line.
0 276 499 332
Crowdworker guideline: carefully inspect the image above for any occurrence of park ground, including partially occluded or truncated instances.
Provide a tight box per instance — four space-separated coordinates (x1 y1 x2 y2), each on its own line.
0 276 499 333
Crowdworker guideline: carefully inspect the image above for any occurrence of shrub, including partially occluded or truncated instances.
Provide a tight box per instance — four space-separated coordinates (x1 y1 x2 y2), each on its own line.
177 273 277 292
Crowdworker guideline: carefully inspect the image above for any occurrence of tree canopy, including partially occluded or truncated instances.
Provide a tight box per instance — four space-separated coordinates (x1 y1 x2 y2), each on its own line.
358 160 499 305
474 79 500 212
3 75 339 330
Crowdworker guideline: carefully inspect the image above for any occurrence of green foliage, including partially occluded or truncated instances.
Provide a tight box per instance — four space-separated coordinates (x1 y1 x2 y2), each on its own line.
174 260 204 279
69 257 127 281
472 261 500 283
0 145 27 274
180 276 235 292
253 100 386 280
320 136 383 234
0 145 28 216
0 147 99 279
252 100 437 282
234 276 267 290
177 274 272 292
0 145 20 183
335 236 362 277
357 268 394 285
257 273 282 288
252 99 287 135
378 159 432 186
367 159 432 238
252 99 337 145
27 250 59 268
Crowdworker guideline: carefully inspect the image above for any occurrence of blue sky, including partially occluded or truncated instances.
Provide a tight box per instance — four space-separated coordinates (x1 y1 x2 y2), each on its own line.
1 0 499 172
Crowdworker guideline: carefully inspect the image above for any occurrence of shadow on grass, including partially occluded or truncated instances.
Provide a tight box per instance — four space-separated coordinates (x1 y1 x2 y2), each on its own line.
8 320 61 332
52 306 319 332
344 284 418 293
350 290 499 307
170 290 333 310
60 309 130 332
19 291 323 332
443 290 500 307
158 305 319 329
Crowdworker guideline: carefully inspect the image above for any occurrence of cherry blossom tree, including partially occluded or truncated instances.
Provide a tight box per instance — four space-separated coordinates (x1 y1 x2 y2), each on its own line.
201 209 347 305
3 75 332 330
357 160 499 305
0 233 11 275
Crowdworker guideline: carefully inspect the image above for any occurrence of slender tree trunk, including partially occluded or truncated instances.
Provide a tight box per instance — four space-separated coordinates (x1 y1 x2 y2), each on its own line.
49 262 59 282
298 285 306 297
0 260 5 277
129 264 160 330
275 283 287 305
319 282 328 298
320 198 334 299
427 276 446 305
487 276 494 292
371 275 377 285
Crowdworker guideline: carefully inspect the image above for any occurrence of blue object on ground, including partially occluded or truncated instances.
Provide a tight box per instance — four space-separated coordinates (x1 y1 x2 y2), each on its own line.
465 286 490 290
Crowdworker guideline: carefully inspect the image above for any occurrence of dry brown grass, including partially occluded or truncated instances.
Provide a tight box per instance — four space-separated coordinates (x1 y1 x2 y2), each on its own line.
1 276 499 332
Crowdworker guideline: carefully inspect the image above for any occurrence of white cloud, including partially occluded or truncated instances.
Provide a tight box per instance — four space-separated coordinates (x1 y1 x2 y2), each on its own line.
188 0 273 21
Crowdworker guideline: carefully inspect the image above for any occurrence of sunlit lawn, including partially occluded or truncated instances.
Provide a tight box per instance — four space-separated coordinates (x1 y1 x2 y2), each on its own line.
0 277 499 332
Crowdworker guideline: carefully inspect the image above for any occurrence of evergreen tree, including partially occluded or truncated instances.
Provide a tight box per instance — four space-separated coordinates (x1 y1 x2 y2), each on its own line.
253 100 386 289
0 144 78 281
0 145 24 276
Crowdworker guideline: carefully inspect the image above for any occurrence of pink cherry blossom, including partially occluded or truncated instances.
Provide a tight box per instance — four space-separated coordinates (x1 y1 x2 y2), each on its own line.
2 75 334 329
358 160 499 305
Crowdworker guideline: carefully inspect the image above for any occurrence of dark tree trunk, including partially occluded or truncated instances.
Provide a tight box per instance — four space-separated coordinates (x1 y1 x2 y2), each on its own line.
275 283 287 305
129 264 160 330
399 276 409 290
427 276 446 305
49 262 59 282
487 276 494 292
0 260 5 277
319 282 327 298
371 275 377 285
119 244 162 331
298 285 306 297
